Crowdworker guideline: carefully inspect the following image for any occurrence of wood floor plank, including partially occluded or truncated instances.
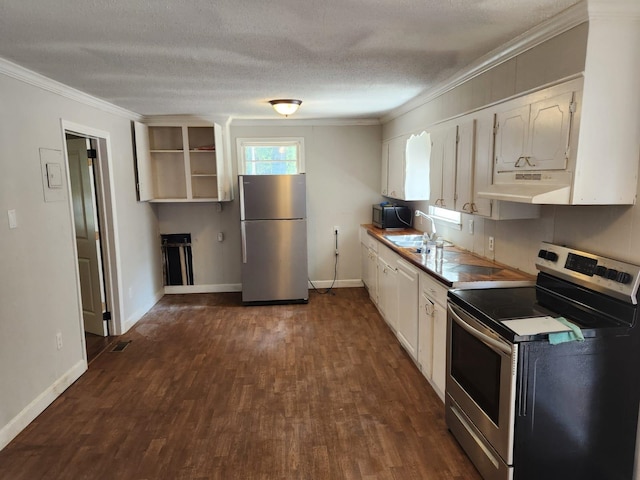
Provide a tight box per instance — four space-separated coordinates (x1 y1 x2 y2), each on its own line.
0 288 481 480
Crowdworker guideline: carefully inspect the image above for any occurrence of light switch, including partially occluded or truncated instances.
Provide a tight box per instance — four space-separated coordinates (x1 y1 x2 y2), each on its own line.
46 163 63 188
7 209 17 229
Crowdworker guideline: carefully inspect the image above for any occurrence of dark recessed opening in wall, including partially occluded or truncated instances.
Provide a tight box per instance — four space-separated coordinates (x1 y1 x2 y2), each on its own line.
161 233 194 286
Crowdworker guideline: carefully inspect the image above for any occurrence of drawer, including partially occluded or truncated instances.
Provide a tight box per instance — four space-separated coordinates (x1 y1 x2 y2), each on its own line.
419 271 448 306
362 231 379 252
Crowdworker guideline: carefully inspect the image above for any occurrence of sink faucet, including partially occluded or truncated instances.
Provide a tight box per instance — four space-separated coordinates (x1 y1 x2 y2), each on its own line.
415 210 437 240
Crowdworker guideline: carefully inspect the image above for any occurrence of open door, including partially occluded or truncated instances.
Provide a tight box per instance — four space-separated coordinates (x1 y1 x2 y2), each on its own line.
67 135 108 337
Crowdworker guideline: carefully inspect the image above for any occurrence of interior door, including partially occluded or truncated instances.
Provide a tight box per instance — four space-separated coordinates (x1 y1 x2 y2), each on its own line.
67 137 107 336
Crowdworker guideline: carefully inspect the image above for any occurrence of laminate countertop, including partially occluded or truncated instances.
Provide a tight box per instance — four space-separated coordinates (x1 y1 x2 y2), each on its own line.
362 225 535 289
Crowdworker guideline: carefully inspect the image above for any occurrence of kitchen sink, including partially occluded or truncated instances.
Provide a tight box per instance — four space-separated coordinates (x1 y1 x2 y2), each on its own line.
383 234 453 249
383 234 424 243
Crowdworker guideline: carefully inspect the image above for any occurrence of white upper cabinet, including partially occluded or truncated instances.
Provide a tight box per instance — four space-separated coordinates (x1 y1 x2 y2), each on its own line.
454 118 478 214
429 124 456 209
495 90 575 173
382 132 430 201
134 120 233 203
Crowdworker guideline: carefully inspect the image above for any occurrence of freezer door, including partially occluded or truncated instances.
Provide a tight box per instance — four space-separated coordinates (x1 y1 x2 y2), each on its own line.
241 219 308 303
240 174 306 220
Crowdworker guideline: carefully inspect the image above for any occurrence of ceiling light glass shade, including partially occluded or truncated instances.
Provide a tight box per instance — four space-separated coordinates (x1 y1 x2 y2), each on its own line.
269 99 302 116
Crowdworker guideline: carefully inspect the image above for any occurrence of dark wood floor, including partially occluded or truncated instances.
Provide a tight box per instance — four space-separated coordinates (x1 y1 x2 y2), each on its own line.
84 332 115 364
0 288 480 480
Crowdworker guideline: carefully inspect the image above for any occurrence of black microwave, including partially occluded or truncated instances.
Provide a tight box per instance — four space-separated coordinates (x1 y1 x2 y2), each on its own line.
372 204 412 229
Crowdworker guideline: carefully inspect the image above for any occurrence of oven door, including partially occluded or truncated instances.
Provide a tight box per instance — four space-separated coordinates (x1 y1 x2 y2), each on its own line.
446 302 518 467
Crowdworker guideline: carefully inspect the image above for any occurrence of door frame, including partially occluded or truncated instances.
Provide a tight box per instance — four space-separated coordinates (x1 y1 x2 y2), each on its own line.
66 135 108 336
61 120 124 352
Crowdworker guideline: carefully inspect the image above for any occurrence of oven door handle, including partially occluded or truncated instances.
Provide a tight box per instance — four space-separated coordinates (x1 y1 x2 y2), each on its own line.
448 304 512 355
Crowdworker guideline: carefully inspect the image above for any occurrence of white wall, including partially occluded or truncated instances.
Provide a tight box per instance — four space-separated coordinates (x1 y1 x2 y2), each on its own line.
156 123 382 288
0 70 162 449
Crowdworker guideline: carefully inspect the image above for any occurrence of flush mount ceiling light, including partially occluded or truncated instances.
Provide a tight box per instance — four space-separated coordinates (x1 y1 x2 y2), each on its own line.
269 99 302 117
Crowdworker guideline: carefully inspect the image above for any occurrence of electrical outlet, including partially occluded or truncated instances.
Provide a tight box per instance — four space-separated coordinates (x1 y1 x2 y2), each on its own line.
217 232 224 242
468 219 474 235
56 332 63 350
488 236 494 252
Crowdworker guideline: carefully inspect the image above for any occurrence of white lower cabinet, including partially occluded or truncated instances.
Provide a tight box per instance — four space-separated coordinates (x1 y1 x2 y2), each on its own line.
396 258 419 360
418 271 448 402
377 251 398 331
365 238 448 402
360 230 379 304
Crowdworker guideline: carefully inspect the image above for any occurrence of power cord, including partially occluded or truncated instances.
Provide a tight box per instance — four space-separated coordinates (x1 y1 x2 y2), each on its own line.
393 205 413 227
309 228 339 295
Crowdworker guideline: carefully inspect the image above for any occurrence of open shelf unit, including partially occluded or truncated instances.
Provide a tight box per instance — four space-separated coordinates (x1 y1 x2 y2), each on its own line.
135 121 231 202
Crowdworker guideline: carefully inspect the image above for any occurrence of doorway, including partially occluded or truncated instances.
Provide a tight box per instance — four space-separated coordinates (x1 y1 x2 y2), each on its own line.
67 134 108 338
62 120 123 363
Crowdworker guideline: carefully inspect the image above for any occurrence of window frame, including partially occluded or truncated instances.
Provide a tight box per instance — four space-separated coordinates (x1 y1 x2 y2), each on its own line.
236 137 305 175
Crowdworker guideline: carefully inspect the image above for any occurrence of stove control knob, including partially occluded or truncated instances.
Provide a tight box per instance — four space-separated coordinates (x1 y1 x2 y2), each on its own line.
538 249 547 259
595 265 607 277
616 272 632 284
545 251 558 262
606 268 618 280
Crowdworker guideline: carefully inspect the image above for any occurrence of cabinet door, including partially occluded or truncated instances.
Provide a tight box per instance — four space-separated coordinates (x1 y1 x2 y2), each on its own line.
387 136 406 199
396 259 419 360
377 257 398 330
132 121 153 201
429 124 457 208
440 125 458 209
386 266 398 331
471 113 494 217
404 131 430 201
528 91 573 171
381 141 389 196
418 290 435 379
377 257 389 318
429 129 445 205
495 103 529 173
431 302 447 401
366 247 378 304
455 119 475 213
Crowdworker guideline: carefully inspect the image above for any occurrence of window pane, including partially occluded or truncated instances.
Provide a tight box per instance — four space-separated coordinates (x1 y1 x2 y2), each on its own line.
241 141 301 175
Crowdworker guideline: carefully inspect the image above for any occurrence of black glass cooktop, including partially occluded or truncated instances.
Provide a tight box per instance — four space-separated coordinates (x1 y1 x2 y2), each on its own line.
450 286 541 321
448 284 635 341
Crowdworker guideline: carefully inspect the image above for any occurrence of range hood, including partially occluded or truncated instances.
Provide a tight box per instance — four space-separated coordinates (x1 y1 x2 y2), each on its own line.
478 184 571 204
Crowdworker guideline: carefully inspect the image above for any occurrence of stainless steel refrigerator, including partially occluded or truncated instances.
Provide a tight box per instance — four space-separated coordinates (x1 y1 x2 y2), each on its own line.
239 174 309 304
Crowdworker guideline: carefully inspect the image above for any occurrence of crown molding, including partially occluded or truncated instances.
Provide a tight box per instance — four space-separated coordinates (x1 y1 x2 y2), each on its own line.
0 57 142 121
230 117 381 127
381 1 589 124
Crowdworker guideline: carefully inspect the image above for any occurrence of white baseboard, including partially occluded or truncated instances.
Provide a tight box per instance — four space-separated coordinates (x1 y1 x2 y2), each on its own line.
121 288 164 334
0 360 87 451
308 279 364 289
163 280 364 295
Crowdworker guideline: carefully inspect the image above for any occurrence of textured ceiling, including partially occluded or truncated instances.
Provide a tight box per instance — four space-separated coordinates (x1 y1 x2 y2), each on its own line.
0 0 581 119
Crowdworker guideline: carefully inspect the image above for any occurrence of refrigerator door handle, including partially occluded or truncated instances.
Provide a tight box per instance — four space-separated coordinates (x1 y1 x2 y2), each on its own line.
241 222 247 264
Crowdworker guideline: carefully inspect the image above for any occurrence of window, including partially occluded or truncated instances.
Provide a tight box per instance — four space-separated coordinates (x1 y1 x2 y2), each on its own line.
429 205 462 229
237 138 305 175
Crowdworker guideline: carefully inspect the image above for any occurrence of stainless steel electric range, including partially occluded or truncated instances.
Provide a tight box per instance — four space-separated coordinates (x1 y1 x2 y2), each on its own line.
445 242 640 480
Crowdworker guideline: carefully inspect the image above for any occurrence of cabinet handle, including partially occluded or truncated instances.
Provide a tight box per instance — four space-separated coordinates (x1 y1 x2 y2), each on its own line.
462 202 470 212
515 156 526 167
471 203 478 213
525 156 536 167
